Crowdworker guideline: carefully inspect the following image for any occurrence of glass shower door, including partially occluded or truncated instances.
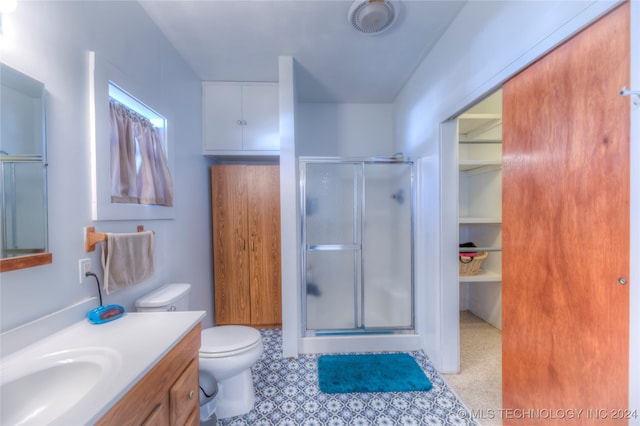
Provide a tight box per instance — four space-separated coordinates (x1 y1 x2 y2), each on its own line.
303 162 362 331
302 158 414 335
362 163 413 329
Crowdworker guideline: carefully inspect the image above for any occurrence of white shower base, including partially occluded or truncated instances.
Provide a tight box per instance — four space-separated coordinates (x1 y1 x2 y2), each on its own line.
300 333 422 354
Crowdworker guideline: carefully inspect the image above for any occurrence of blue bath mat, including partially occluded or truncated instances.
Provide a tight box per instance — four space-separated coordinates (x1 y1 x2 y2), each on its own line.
318 353 433 394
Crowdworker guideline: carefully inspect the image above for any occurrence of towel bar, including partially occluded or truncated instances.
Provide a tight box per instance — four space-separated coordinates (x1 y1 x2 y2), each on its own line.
84 225 147 252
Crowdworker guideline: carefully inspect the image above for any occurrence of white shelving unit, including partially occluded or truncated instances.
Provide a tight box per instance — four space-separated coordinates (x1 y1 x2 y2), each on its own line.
457 96 503 330
458 112 502 284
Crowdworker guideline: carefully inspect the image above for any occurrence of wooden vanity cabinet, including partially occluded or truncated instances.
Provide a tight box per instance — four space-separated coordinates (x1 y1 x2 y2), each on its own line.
96 324 201 426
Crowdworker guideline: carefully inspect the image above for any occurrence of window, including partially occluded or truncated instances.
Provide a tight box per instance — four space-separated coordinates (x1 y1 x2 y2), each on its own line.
108 82 173 207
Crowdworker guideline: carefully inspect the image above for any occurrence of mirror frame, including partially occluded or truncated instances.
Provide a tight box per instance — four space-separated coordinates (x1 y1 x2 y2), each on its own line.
0 63 51 273
0 253 52 272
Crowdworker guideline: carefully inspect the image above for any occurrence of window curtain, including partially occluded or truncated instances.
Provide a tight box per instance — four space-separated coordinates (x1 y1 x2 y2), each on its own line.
109 100 174 206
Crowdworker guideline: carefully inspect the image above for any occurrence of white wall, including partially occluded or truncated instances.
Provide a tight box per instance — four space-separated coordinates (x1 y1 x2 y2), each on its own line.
0 1 213 333
394 0 623 373
297 103 393 157
278 56 300 358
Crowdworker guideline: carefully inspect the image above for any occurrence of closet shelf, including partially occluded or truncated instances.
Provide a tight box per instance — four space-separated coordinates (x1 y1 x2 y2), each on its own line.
459 216 501 224
459 138 502 144
458 113 502 142
459 113 502 120
459 246 501 253
459 269 502 283
459 160 502 172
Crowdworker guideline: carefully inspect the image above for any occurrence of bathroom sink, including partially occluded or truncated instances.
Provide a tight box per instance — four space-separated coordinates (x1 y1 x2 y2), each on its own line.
0 311 204 424
0 347 121 425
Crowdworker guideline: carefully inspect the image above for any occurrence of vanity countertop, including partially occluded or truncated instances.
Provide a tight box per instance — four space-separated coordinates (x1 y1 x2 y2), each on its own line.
0 311 205 425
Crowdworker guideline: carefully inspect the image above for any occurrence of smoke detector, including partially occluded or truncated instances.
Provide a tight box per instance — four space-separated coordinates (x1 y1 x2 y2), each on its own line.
348 0 397 35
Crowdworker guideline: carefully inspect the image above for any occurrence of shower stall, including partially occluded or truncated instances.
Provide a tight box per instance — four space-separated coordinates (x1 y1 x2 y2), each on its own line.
300 157 415 340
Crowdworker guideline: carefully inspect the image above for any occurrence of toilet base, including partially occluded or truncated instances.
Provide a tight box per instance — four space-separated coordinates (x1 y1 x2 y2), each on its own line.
215 369 256 419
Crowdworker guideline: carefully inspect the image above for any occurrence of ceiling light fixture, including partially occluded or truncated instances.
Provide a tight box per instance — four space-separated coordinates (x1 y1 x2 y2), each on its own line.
0 0 17 14
348 0 397 35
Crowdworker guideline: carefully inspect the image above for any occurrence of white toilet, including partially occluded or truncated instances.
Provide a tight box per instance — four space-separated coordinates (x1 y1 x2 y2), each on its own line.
135 283 263 421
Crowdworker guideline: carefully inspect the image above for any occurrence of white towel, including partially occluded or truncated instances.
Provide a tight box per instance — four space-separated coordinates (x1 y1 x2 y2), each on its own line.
101 231 155 294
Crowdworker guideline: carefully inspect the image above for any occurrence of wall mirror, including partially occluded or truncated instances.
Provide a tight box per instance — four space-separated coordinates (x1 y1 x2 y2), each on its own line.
0 63 51 272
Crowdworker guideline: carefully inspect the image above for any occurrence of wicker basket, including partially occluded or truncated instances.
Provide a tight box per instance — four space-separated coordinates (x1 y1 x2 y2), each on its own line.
459 251 489 276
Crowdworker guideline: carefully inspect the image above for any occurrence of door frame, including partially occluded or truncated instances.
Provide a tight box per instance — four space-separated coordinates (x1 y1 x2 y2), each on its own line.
628 1 640 417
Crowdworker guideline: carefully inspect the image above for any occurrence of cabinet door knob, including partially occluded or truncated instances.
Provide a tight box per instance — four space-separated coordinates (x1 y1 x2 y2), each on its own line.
188 390 195 400
237 120 243 125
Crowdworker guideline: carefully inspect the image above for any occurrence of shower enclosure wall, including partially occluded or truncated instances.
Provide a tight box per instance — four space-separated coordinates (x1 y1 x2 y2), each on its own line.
300 157 415 345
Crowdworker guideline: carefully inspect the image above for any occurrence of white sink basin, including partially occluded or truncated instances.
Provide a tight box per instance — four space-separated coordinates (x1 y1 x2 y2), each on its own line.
0 347 121 425
0 311 204 424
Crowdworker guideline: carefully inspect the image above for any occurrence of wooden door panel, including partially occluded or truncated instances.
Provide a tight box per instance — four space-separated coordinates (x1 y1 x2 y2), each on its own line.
212 165 251 325
502 3 629 424
248 165 282 326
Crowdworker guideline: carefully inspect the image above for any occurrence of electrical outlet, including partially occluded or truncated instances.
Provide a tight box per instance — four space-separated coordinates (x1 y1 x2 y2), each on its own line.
79 258 92 284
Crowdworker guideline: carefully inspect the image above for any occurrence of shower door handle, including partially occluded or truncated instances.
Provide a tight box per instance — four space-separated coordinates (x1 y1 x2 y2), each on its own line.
307 244 359 251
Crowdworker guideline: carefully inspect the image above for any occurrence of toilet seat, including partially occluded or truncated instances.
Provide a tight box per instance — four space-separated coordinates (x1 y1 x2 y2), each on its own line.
200 325 262 358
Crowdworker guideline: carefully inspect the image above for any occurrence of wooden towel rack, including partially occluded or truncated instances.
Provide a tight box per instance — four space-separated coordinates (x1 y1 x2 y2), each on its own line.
84 225 147 252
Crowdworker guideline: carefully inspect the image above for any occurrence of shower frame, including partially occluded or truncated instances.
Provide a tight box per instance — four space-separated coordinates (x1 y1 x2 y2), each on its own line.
299 156 416 337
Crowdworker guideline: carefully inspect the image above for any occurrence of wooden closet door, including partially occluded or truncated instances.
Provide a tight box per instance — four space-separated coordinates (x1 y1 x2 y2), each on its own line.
248 165 282 327
502 3 630 424
211 165 250 325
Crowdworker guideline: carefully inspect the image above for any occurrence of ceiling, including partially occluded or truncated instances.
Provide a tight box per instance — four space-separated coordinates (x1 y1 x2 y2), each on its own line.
139 0 466 103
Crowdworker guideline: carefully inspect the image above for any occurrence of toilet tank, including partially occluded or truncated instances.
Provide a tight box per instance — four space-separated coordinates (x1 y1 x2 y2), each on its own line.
135 283 191 312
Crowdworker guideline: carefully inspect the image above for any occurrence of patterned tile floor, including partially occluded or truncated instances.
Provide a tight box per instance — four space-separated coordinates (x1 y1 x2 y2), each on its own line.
219 329 478 426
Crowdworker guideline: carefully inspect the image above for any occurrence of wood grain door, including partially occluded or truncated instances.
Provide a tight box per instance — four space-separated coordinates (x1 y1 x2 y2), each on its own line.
502 3 630 424
212 165 250 325
211 165 282 326
248 165 282 326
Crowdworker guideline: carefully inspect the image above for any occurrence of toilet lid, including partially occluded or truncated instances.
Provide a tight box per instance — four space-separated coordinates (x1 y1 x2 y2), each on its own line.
200 325 261 355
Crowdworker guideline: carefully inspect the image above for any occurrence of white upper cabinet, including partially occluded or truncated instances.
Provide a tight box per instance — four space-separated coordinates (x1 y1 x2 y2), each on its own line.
202 82 279 155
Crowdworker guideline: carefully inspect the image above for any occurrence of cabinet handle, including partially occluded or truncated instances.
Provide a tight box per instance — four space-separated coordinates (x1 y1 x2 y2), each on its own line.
237 120 243 125
236 120 248 125
188 390 195 400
